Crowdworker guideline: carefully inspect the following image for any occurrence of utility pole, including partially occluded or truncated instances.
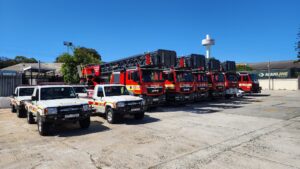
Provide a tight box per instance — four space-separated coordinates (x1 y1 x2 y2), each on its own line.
63 41 73 54
268 60 271 90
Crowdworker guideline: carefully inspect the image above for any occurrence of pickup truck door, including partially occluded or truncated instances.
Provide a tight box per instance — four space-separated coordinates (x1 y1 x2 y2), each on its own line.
93 86 105 113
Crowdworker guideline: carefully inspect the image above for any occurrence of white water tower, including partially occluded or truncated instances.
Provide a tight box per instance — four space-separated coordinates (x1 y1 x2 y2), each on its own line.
202 34 215 59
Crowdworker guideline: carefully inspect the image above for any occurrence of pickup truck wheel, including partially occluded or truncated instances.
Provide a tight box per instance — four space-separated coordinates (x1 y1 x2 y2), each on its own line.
134 112 145 120
106 108 117 124
37 115 50 136
16 107 22 118
79 117 90 129
27 111 35 124
11 105 16 113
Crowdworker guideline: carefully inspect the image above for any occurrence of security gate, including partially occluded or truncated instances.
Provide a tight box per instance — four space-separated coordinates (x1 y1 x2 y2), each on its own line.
0 71 22 96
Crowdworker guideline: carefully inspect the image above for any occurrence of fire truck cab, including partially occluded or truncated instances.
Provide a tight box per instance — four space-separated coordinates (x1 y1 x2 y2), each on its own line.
110 66 166 108
222 61 239 98
207 59 225 98
238 72 261 93
163 68 195 102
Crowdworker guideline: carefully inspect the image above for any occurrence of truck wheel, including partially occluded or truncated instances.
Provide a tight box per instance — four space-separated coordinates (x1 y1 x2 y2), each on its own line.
27 111 35 124
106 108 118 124
37 115 50 136
11 105 16 113
79 117 90 129
134 112 145 120
16 107 22 118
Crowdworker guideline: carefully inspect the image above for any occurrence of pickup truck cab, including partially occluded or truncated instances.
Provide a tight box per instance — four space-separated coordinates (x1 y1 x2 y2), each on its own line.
26 85 92 136
88 84 144 124
10 86 35 118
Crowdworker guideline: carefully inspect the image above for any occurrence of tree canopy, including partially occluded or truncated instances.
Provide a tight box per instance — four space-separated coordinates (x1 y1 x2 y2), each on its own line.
0 56 38 69
56 47 102 83
236 64 253 72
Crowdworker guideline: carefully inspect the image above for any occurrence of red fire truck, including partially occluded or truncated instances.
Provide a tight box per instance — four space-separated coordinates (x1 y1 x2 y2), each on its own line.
81 49 177 108
222 61 239 98
207 59 226 98
238 72 261 93
163 56 195 103
184 54 209 101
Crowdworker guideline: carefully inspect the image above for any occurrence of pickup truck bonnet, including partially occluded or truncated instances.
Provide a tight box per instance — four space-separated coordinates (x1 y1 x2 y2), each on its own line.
104 95 143 102
37 99 87 108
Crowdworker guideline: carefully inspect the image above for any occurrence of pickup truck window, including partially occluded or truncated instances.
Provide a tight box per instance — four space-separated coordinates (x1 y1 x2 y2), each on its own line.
19 88 35 96
104 86 129 96
73 87 87 93
97 87 104 97
40 87 76 100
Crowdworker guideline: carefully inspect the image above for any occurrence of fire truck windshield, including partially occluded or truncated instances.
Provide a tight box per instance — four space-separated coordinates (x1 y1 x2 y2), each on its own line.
226 74 237 82
104 86 130 96
142 70 163 82
176 71 194 82
196 74 208 82
214 73 225 82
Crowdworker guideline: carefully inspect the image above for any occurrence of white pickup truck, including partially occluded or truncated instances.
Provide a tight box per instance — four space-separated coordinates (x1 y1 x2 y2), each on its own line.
10 86 35 118
88 84 145 124
26 85 92 136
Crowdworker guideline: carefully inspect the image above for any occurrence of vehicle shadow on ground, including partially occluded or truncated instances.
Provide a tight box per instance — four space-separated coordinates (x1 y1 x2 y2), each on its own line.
55 120 110 137
121 115 160 125
149 97 259 114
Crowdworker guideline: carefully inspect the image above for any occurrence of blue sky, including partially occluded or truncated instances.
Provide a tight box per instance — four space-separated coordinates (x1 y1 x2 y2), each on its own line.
0 0 299 63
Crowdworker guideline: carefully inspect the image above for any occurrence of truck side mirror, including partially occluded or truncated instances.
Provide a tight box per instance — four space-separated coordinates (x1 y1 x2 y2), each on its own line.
31 96 37 101
12 93 16 97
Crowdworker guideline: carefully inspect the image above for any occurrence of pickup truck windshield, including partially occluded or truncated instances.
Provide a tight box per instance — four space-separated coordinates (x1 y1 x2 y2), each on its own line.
142 70 164 82
104 86 129 96
73 87 87 93
176 71 194 82
19 88 35 96
250 74 258 81
40 87 76 100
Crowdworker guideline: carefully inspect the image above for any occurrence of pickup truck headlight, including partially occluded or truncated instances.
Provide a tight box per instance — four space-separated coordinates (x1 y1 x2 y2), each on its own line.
45 107 57 115
117 102 125 107
82 104 89 111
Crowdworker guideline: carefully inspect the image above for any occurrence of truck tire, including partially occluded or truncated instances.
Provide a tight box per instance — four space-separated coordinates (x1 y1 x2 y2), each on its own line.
106 108 118 124
16 107 22 118
27 111 35 124
16 107 25 118
134 112 145 120
79 117 90 129
37 114 50 136
11 105 16 113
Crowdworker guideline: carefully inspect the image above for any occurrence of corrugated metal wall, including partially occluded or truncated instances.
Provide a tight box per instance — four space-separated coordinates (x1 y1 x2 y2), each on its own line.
0 71 22 96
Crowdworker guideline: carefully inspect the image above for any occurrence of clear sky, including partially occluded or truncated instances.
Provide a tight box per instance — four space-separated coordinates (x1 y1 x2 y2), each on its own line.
0 0 299 63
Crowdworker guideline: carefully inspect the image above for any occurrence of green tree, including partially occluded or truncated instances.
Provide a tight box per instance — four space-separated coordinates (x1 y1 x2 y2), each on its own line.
15 56 38 63
236 64 253 71
57 47 101 83
0 56 38 69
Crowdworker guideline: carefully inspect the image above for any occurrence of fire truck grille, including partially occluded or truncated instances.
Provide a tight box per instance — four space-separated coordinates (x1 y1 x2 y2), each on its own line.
147 88 163 94
58 105 82 114
180 87 193 92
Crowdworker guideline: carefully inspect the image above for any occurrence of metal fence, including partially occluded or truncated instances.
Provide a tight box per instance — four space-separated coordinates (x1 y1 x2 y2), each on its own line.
0 71 22 96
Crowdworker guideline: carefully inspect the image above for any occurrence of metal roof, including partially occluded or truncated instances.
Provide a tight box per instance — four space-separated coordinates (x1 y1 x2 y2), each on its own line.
246 60 300 70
